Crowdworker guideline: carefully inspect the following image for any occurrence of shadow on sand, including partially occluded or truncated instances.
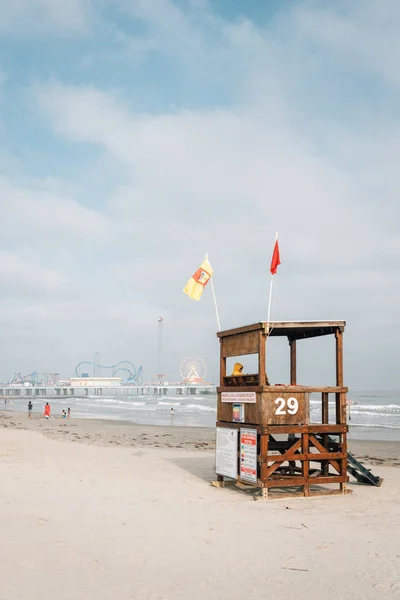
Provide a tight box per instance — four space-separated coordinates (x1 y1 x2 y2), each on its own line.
168 455 215 483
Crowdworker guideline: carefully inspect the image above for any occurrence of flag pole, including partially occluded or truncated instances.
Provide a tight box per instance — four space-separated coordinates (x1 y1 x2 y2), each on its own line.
206 252 221 332
266 232 278 335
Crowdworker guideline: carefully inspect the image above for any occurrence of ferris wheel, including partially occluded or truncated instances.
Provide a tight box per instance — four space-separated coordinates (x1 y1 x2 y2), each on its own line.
179 357 208 384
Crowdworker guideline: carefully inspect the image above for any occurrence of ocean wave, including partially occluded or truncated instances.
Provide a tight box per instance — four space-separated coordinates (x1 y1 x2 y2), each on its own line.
354 393 399 399
350 423 400 430
157 401 182 407
83 401 148 409
349 404 400 411
85 397 135 403
186 404 216 412
349 411 400 419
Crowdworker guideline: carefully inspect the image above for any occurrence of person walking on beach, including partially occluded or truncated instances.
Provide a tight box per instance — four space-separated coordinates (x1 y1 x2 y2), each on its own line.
28 400 33 419
67 407 71 419
44 402 51 419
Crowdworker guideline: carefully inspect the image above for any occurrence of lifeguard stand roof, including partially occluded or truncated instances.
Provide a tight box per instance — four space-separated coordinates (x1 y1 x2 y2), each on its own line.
217 320 346 340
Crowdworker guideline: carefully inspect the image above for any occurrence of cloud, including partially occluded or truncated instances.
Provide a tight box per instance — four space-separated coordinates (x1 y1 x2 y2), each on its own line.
290 0 400 87
113 0 205 56
0 0 92 35
0 176 110 240
34 75 400 381
0 249 67 294
34 80 398 275
1 0 400 387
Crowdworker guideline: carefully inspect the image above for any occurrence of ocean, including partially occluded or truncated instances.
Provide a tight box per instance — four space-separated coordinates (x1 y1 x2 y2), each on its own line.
3 390 400 442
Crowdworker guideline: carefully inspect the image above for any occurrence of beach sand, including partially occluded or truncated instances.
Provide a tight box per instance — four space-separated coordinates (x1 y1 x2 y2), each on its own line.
1 412 400 599
1 411 399 465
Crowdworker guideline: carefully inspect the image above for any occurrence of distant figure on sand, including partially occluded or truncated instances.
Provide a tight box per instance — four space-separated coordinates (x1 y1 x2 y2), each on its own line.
67 407 71 419
44 402 51 419
61 410 67 419
28 401 33 419
171 407 174 417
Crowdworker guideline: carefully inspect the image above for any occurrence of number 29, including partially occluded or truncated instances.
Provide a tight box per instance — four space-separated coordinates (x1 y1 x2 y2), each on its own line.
274 396 299 415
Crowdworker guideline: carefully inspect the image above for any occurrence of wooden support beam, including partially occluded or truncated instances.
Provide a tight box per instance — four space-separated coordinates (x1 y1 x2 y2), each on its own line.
218 385 348 394
335 330 345 424
302 433 309 496
265 438 303 477
341 433 348 492
322 392 329 424
260 424 348 435
289 338 297 385
308 434 342 474
219 340 226 387
321 392 330 475
258 330 266 386
264 452 346 463
260 434 269 484
335 330 344 386
265 475 347 487
322 436 329 475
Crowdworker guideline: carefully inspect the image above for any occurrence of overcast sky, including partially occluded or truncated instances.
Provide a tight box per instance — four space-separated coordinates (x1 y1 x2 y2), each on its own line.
0 0 398 389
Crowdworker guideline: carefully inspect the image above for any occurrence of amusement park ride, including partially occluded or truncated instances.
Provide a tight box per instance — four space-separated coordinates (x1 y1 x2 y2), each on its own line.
7 361 143 386
6 357 210 388
74 360 143 384
6 318 211 388
179 357 209 384
8 371 60 386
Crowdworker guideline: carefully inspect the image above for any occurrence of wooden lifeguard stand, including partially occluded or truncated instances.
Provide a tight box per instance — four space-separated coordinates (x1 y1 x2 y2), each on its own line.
215 321 349 498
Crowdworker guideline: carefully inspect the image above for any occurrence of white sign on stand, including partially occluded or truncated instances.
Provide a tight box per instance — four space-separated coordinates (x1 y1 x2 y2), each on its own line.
221 391 256 403
216 427 238 479
239 428 258 484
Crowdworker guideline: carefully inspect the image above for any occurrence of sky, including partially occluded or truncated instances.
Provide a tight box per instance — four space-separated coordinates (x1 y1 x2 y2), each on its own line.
0 0 399 389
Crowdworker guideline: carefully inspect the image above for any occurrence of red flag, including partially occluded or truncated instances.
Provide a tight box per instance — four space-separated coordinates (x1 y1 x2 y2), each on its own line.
270 239 280 275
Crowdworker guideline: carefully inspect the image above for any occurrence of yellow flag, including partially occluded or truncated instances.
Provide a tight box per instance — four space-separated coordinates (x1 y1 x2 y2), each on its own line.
183 257 213 301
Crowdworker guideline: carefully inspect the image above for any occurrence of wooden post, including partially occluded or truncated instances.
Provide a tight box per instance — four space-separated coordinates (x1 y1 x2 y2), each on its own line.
219 340 226 387
260 434 269 498
335 330 344 424
258 331 266 386
336 329 344 385
302 433 310 497
340 432 347 493
322 392 329 424
322 391 329 475
289 338 297 385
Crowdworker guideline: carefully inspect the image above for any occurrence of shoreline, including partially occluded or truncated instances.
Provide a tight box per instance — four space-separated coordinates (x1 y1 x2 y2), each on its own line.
0 411 216 451
1 410 399 466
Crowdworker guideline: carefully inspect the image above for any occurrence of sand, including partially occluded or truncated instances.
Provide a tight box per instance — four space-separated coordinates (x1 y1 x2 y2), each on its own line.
1 412 400 599
1 411 399 465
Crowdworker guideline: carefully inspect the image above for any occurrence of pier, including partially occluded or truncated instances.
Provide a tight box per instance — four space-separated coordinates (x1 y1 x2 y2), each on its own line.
0 383 216 400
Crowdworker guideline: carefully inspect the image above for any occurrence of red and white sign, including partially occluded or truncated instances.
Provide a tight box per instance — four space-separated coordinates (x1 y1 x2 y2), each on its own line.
221 392 256 404
240 428 258 484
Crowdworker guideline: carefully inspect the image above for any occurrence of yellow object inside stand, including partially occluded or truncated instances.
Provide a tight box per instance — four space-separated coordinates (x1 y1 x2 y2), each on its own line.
231 362 243 376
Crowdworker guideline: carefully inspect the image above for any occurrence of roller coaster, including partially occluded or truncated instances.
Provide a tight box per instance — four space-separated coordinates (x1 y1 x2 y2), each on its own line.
74 360 143 384
8 372 60 386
